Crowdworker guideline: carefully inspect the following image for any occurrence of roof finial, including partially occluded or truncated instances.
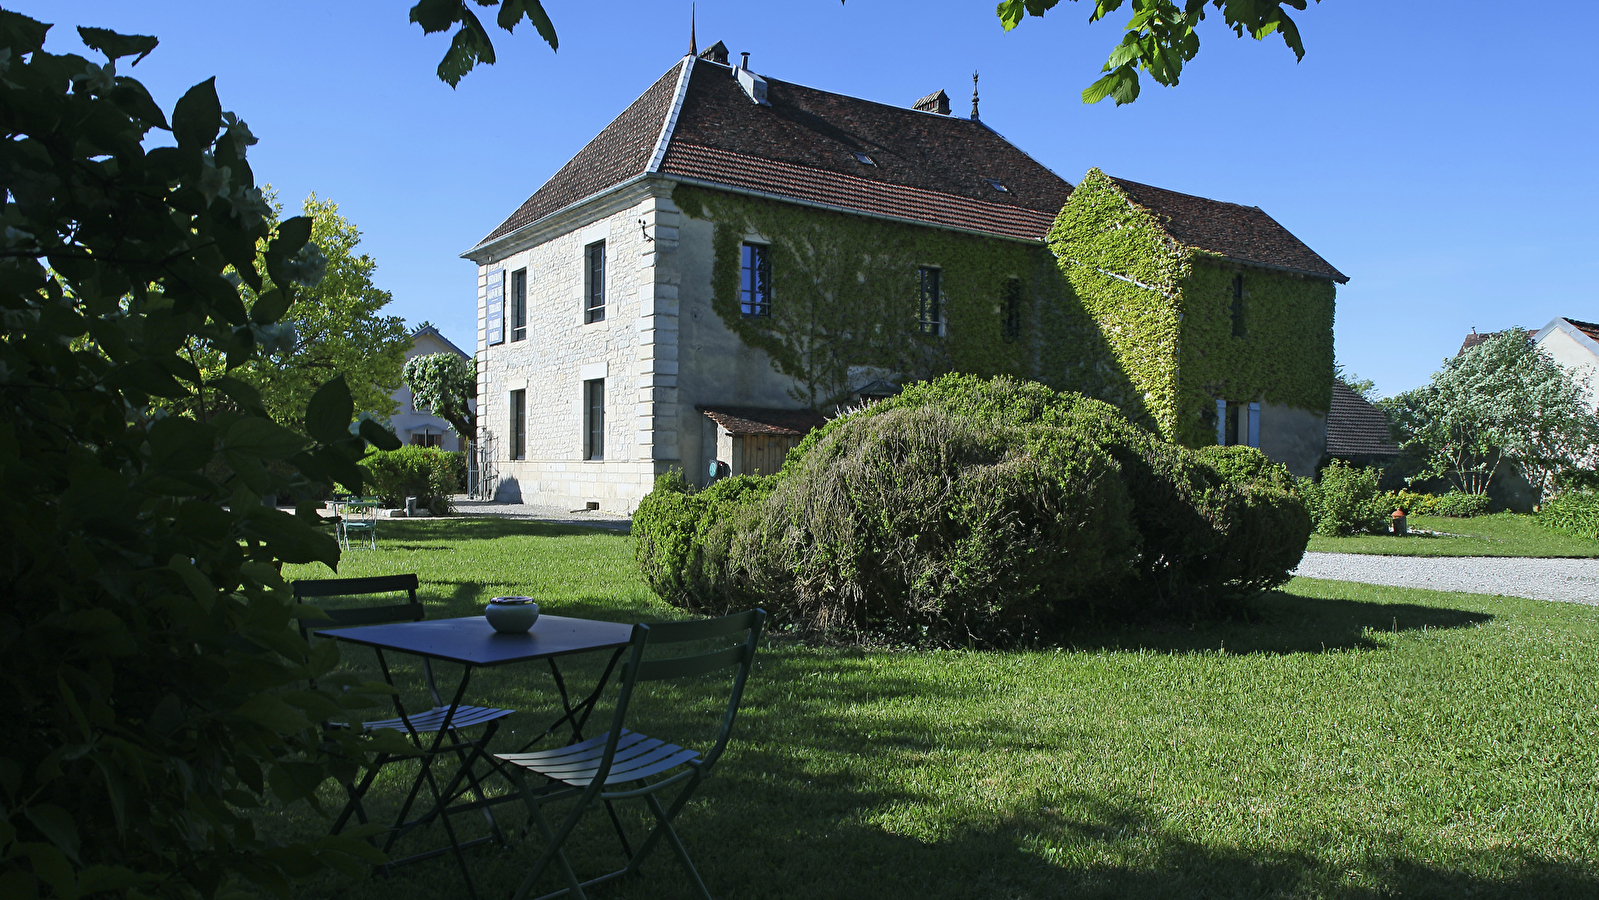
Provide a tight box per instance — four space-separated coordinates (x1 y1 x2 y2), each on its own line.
688 3 697 57
971 71 980 121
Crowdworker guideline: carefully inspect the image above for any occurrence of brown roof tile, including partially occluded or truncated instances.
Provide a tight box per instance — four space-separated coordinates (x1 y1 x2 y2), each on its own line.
480 64 682 244
1456 328 1531 357
698 406 828 436
1108 176 1348 283
1567 318 1599 343
1325 380 1399 457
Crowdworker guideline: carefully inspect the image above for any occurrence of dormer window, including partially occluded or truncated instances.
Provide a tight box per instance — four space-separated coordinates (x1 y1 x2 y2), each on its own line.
985 178 1009 192
853 152 876 166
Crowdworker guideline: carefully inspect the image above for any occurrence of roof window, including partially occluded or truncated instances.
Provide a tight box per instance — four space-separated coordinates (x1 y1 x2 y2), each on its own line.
985 178 1009 192
853 152 876 166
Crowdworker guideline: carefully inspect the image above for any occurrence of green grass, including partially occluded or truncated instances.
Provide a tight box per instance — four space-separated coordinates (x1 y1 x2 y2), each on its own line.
277 519 1599 899
1307 512 1599 558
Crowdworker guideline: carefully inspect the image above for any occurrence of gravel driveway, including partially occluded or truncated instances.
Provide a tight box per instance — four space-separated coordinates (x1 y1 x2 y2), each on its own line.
1293 552 1599 605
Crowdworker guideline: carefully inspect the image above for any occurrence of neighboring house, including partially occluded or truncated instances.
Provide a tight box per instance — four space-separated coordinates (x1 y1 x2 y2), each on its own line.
1533 317 1599 409
1324 379 1400 467
390 323 474 451
463 45 1345 511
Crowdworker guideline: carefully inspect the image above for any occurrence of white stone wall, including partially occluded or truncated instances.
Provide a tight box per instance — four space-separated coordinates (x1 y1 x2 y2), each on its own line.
1538 327 1599 411
474 188 685 512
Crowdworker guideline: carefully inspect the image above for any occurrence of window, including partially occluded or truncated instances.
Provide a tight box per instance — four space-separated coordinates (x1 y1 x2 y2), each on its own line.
485 268 505 345
1215 399 1261 448
584 241 606 324
1231 274 1246 337
918 267 942 336
583 379 605 460
740 243 770 317
410 432 443 448
510 268 527 341
985 178 1009 192
852 151 876 166
1001 278 1022 342
509 389 526 460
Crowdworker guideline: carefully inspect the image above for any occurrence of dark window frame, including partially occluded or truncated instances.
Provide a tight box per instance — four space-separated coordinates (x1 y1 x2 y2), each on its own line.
584 241 606 324
509 389 526 460
1001 277 1023 342
918 266 943 336
583 378 605 461
740 243 771 317
510 267 528 342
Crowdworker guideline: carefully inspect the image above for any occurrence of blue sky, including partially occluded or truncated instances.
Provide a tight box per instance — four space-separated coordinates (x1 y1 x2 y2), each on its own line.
18 1 1595 397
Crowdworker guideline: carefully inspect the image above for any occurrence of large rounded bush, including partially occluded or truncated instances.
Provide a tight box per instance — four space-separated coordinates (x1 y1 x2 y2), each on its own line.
635 375 1311 644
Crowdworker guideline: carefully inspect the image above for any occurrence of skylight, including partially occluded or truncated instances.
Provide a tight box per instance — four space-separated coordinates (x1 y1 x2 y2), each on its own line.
853 152 876 166
985 178 1009 192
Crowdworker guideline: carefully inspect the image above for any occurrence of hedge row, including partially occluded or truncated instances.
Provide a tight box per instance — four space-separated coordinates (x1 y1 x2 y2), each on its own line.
634 375 1311 645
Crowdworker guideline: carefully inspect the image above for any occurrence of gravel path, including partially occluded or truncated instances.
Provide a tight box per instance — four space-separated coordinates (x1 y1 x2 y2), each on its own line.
450 498 631 532
1293 551 1599 605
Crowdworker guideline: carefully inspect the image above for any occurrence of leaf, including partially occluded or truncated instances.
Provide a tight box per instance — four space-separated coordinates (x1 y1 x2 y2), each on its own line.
77 26 158 65
25 806 80 863
210 375 268 418
147 415 214 470
305 375 354 445
250 287 291 325
234 694 314 735
225 417 310 459
171 78 221 150
272 216 313 256
359 418 402 452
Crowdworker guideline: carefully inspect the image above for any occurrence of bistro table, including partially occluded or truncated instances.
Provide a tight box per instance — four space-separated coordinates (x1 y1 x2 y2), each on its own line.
319 614 635 898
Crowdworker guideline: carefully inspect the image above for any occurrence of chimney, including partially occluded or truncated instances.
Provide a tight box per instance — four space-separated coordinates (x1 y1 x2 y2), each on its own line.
734 51 768 106
912 89 950 115
740 51 750 70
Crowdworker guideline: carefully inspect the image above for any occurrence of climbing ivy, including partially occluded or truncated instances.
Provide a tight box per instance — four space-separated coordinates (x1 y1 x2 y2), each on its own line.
1046 169 1335 446
672 186 1075 407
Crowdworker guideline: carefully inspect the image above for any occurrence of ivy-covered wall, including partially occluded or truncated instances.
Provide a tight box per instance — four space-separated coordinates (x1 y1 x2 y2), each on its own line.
1046 169 1335 447
672 185 1119 408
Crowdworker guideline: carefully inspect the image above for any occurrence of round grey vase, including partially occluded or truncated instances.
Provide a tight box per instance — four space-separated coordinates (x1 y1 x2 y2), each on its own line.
485 596 539 633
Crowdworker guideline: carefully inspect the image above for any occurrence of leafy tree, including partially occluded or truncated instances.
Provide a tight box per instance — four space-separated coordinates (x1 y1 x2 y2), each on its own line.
0 13 407 898
1382 329 1599 500
402 351 478 445
406 0 1323 104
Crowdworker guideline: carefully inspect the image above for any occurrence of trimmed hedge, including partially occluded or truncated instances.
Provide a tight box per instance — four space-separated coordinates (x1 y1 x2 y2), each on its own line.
356 446 458 514
634 375 1311 645
1537 491 1599 540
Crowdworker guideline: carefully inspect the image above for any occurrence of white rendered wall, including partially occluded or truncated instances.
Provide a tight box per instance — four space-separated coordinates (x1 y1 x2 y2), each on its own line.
1537 327 1599 410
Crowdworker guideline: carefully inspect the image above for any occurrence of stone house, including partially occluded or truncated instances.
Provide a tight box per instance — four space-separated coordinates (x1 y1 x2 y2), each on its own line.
462 45 1346 510
389 323 474 451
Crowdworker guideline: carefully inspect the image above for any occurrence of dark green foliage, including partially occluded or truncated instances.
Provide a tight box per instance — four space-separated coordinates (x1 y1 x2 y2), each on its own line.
358 446 458 514
1379 489 1439 517
441 449 468 495
635 375 1311 645
1302 461 1387 536
1536 491 1599 540
0 15 402 897
1434 491 1492 518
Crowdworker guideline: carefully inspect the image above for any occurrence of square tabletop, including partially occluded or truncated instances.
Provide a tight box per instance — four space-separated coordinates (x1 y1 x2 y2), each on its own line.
320 614 635 667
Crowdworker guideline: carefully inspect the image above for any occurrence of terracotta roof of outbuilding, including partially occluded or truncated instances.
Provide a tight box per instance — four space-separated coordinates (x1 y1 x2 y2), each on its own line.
1107 176 1348 283
477 57 1073 248
1456 328 1530 357
1567 318 1599 343
698 406 828 436
1325 380 1399 458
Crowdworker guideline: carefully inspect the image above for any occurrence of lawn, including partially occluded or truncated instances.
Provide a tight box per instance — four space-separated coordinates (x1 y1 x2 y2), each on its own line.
1306 512 1599 558
277 518 1599 900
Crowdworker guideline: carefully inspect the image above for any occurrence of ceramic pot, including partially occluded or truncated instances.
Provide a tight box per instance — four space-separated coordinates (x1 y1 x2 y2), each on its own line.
485 596 539 633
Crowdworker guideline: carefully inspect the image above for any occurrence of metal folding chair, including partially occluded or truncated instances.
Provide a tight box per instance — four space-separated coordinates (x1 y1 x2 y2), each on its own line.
293 575 515 849
336 497 379 550
495 608 767 900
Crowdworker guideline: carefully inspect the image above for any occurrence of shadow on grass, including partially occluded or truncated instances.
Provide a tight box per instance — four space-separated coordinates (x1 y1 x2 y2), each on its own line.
1059 590 1494 656
379 517 624 542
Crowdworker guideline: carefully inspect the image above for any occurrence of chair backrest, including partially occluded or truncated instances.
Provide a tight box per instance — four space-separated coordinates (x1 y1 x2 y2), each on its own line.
602 608 767 779
292 574 437 703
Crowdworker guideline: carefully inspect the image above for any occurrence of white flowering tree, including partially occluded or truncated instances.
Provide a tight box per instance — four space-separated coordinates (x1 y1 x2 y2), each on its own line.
402 350 477 446
1384 329 1599 500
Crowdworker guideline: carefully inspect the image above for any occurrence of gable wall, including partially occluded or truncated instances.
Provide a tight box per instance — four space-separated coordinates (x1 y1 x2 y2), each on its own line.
1537 326 1599 410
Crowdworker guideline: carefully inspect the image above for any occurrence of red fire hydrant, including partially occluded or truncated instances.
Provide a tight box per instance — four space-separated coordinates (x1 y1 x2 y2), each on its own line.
1391 509 1408 535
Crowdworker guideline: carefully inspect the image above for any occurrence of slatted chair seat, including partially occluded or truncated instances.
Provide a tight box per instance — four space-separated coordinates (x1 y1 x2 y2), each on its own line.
358 703 516 735
495 608 767 900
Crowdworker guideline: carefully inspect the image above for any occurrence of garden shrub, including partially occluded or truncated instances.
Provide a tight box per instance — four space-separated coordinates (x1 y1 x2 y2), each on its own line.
441 449 468 494
358 446 457 514
1305 460 1386 536
1536 490 1599 540
635 375 1312 645
1379 489 1438 517
1433 491 1491 518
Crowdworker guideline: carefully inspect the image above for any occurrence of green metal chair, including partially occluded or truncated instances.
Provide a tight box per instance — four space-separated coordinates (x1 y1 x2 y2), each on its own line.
337 497 379 550
495 608 767 900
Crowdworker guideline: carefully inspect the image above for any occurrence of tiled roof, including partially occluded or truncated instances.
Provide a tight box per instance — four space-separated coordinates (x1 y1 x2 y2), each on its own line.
1325 380 1399 458
698 406 828 436
1456 328 1529 357
477 56 1073 247
480 65 682 244
1107 176 1348 283
1567 318 1599 343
